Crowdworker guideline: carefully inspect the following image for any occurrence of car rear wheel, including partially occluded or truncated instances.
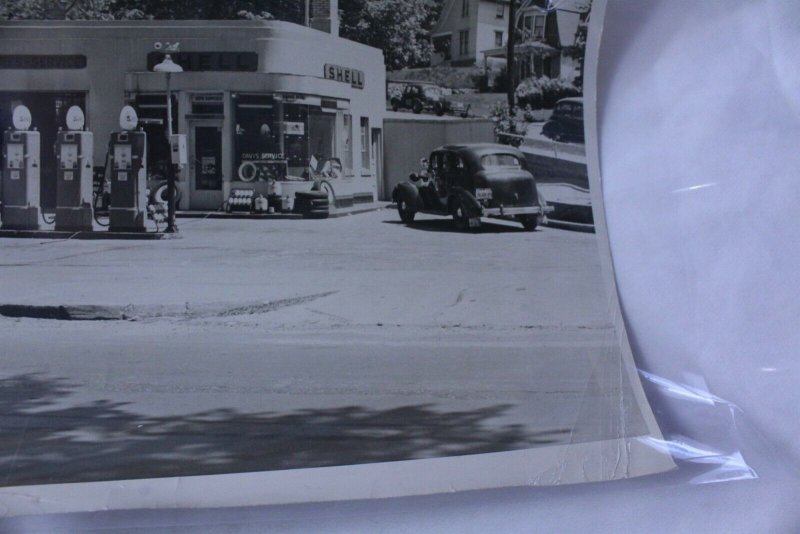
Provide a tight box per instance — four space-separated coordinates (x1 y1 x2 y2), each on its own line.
397 200 416 224
434 102 445 116
520 214 540 231
412 100 423 114
452 200 477 232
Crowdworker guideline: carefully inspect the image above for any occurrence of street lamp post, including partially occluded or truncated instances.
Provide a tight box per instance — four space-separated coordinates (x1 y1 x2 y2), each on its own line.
153 54 183 233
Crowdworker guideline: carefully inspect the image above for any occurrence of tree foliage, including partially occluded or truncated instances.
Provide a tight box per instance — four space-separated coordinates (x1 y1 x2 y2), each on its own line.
1 0 445 69
339 0 441 70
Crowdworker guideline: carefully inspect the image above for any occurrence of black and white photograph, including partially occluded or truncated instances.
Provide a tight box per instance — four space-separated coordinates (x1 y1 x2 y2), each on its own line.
0 0 674 516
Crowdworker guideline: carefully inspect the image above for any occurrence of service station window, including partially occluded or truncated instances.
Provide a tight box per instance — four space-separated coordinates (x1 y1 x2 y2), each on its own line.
342 113 353 176
308 106 337 173
282 103 309 174
234 94 281 181
131 93 178 186
360 117 370 173
234 94 353 180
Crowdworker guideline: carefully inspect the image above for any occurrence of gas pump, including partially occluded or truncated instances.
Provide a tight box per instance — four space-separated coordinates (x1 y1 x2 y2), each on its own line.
1 105 40 230
108 106 147 232
54 106 93 232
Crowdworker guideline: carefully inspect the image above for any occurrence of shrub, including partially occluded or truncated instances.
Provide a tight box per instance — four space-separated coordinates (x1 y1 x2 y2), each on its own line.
522 105 537 122
490 102 523 147
515 76 580 109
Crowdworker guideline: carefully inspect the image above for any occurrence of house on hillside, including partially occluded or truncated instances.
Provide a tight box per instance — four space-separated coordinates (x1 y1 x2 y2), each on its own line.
481 0 589 83
430 0 510 67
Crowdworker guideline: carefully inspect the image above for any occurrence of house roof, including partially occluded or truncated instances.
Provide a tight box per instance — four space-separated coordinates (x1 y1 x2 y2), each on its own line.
548 0 591 12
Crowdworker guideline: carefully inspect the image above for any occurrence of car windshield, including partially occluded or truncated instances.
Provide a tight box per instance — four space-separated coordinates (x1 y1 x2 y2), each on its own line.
481 154 522 169
423 86 443 98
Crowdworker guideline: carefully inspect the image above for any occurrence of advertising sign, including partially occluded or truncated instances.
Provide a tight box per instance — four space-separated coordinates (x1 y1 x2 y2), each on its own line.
324 64 365 89
283 122 305 135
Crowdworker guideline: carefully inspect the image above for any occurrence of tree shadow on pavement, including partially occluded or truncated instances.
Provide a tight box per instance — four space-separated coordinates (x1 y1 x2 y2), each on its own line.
0 374 569 487
382 220 529 234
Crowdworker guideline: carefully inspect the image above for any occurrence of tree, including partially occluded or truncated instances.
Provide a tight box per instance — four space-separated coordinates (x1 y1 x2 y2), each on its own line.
1 0 146 20
340 0 438 70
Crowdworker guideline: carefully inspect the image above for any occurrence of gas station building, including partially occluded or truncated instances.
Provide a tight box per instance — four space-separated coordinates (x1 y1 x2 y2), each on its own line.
0 18 386 211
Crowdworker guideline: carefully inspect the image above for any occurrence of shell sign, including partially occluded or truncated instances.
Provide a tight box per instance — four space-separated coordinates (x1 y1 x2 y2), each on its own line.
324 64 365 89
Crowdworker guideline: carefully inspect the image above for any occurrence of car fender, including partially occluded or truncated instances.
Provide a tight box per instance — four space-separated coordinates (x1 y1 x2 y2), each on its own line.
392 182 424 211
448 187 482 218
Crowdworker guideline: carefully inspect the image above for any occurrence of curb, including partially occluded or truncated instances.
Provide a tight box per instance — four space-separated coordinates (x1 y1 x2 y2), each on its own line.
176 204 388 220
0 229 174 240
0 291 339 322
177 212 303 220
0 304 125 320
543 218 595 233
329 204 387 218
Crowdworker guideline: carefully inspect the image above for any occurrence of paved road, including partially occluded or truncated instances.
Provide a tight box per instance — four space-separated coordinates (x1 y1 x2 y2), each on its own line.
0 209 648 486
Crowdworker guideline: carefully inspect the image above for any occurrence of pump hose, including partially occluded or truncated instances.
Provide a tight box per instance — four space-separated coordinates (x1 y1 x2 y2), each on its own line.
92 193 110 227
92 151 112 227
41 211 56 225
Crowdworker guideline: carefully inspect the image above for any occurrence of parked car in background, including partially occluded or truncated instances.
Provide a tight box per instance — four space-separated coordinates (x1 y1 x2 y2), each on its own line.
392 143 553 232
389 81 470 117
541 97 584 143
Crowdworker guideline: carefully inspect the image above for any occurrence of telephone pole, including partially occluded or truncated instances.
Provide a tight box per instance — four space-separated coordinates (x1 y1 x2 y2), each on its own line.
507 0 517 110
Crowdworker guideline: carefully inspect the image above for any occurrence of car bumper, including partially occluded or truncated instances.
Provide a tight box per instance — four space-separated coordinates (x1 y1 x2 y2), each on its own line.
482 205 554 216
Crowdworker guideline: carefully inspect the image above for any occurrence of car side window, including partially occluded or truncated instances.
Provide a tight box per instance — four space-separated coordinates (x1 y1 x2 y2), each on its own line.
430 153 443 172
442 153 461 172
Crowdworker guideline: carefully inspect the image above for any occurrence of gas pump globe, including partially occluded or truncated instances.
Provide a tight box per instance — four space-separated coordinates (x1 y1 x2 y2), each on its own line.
1 105 41 230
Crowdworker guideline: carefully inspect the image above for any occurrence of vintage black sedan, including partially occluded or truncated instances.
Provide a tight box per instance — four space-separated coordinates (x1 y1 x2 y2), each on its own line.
392 143 553 231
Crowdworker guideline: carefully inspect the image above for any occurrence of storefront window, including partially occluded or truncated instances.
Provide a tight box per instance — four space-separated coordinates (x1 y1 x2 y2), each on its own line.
232 94 352 180
233 94 283 181
282 103 309 174
360 117 370 173
132 93 178 187
308 107 336 174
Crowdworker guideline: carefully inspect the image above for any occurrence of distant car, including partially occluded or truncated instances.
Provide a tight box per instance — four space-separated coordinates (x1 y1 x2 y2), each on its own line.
390 82 470 117
392 143 553 232
541 97 584 143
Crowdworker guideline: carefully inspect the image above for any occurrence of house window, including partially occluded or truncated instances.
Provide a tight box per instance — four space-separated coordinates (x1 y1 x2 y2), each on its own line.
522 14 546 40
496 2 505 18
360 117 370 172
533 14 545 39
461 0 469 18
494 31 503 48
459 30 469 56
433 34 452 60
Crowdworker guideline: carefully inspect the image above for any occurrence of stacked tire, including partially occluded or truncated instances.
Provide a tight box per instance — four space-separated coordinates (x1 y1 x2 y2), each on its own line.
294 190 330 219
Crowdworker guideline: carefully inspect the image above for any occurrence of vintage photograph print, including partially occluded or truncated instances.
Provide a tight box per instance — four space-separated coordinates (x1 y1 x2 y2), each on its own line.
0 0 672 514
